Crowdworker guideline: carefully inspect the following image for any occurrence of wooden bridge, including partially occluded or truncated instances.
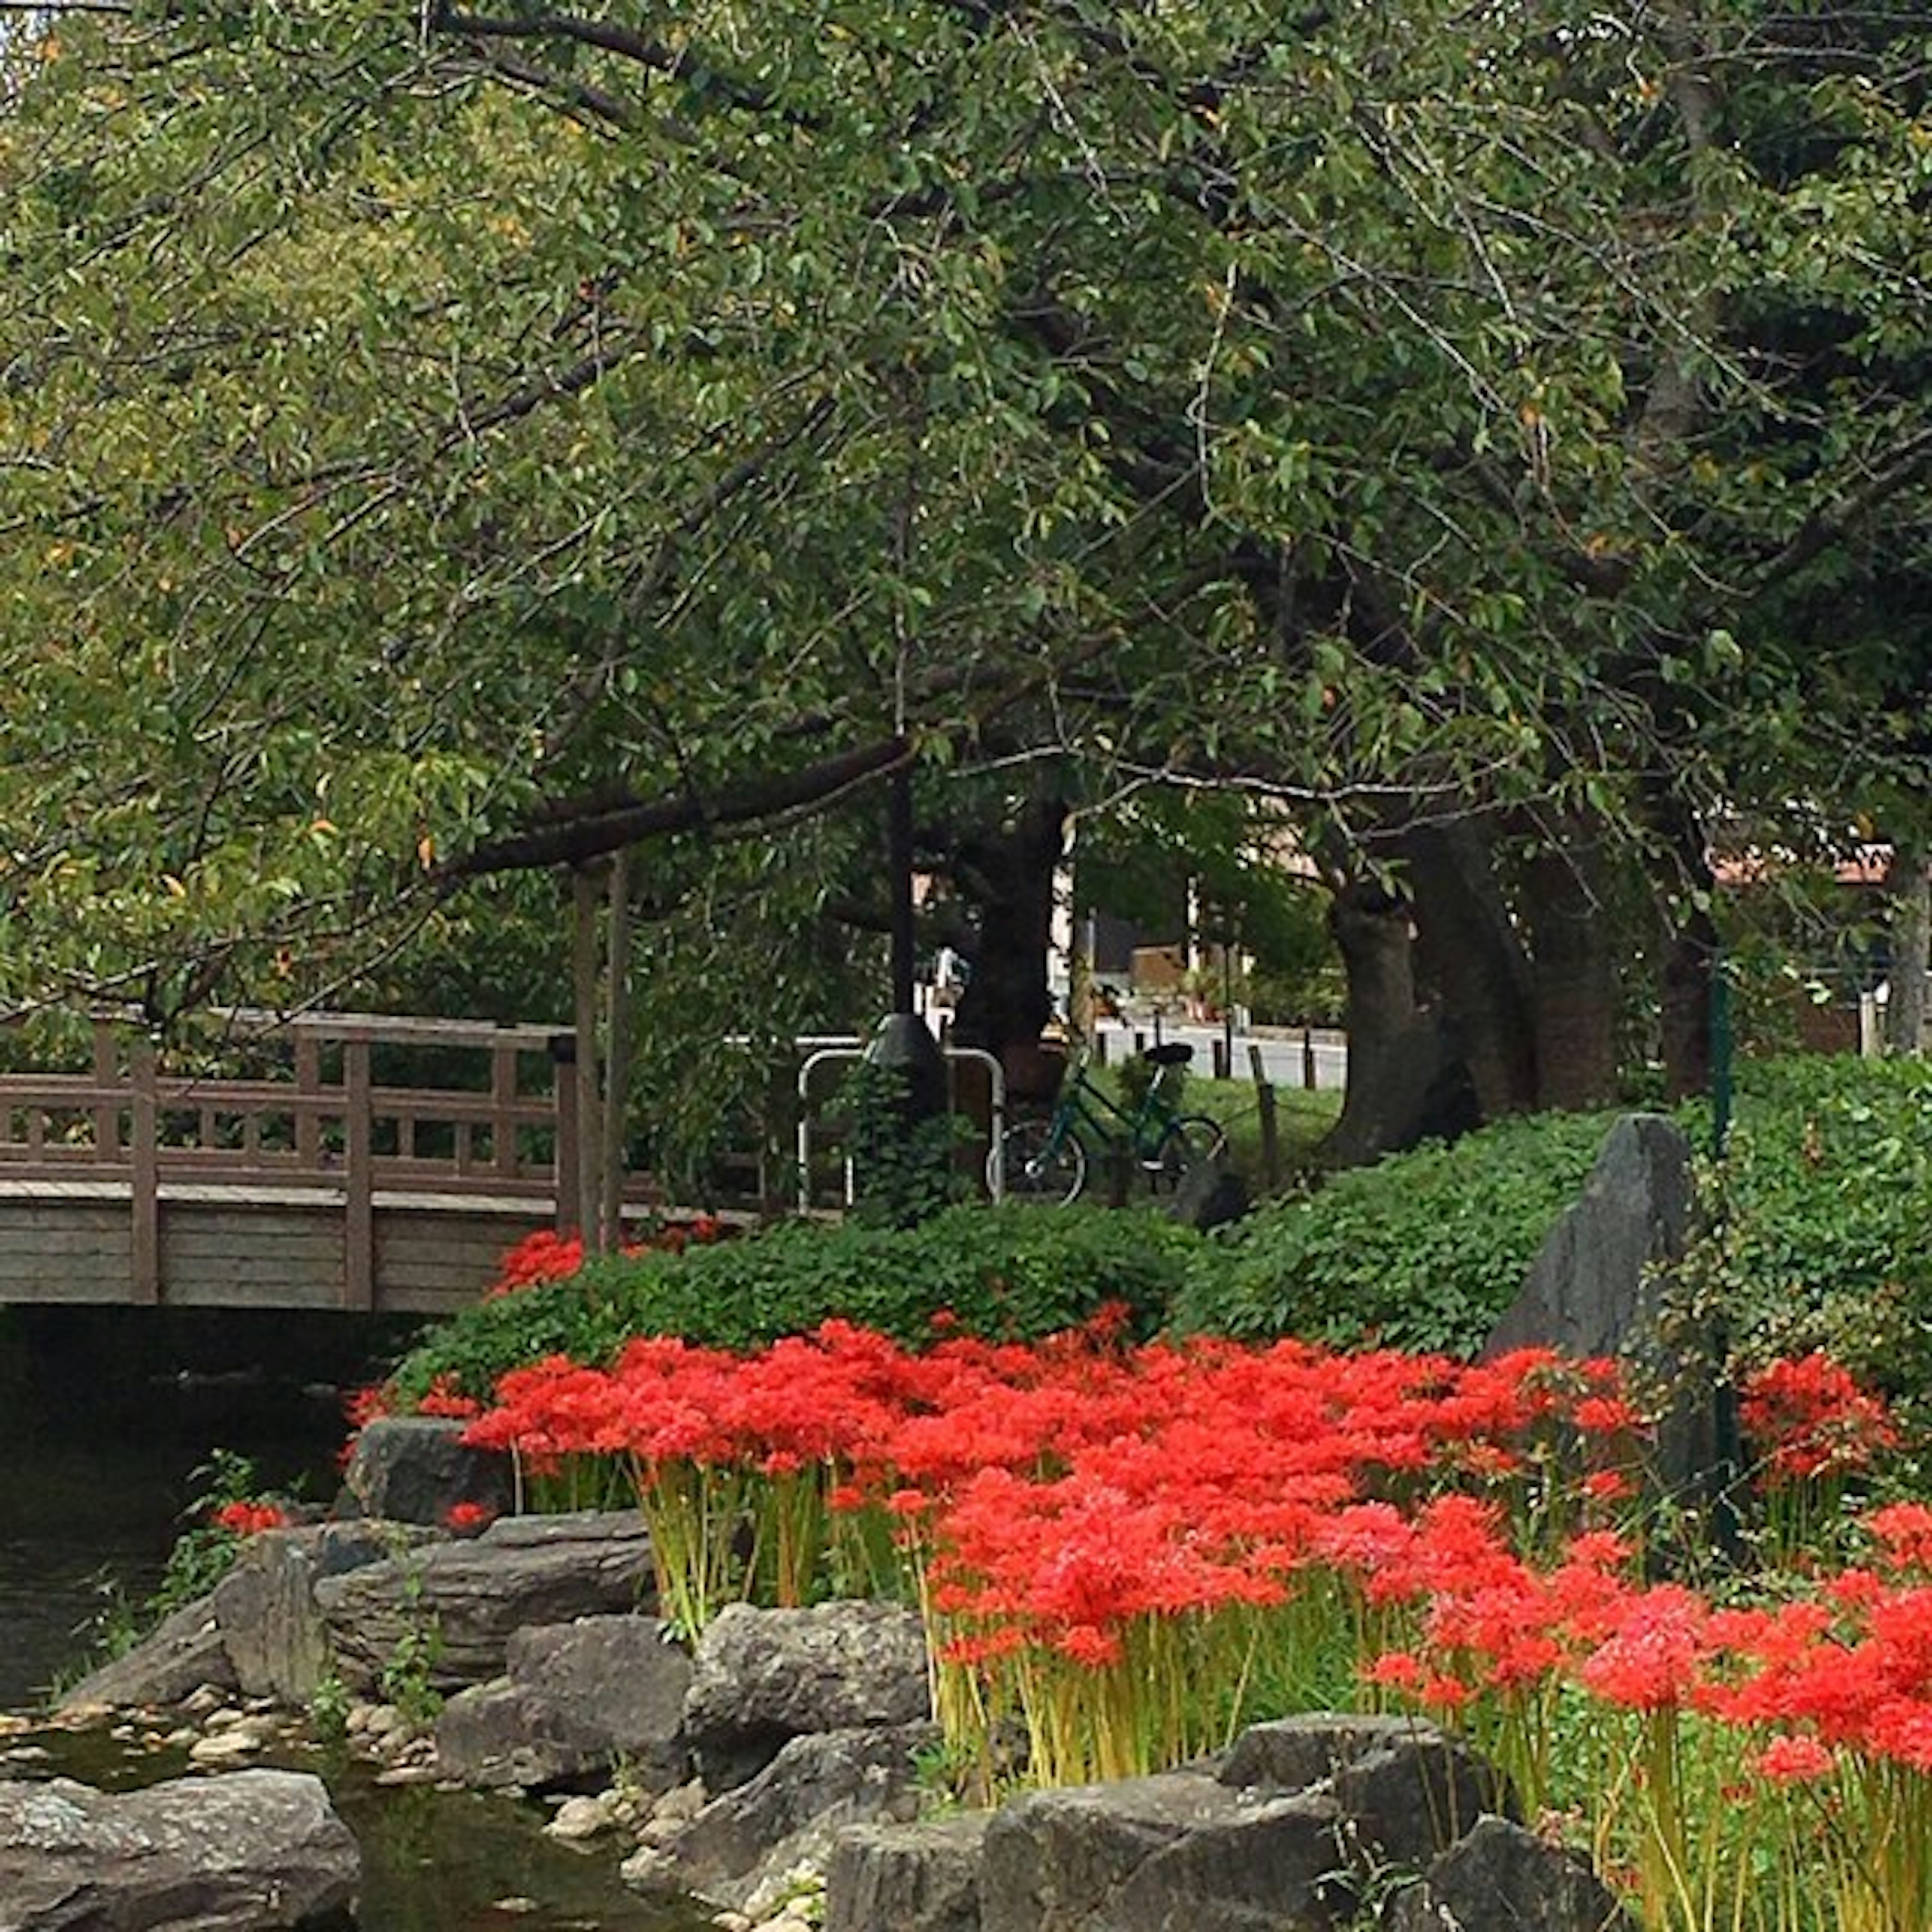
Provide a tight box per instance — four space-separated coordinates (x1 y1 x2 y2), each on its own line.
0 1013 625 1316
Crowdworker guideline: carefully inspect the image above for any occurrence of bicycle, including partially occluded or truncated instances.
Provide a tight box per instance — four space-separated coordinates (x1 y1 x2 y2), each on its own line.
989 1038 1227 1204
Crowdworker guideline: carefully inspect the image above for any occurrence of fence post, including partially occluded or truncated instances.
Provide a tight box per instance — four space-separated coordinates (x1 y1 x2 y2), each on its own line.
492 1042 520 1180
343 1038 374 1311
130 1036 159 1304
1302 1027 1318 1091
295 1032 321 1167
92 1020 120 1159
552 1035 581 1236
1248 1043 1281 1192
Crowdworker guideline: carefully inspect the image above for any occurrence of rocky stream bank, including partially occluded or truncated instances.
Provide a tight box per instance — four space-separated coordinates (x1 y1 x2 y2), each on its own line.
0 1417 1644 1932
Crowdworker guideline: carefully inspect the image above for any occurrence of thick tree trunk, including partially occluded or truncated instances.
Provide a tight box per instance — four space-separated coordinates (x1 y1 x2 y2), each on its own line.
1659 909 1716 1100
1886 839 1930 1056
1324 876 1480 1169
1403 818 1540 1119
1649 794 1717 1100
1522 830 1621 1110
948 794 1069 1078
1332 876 1418 1068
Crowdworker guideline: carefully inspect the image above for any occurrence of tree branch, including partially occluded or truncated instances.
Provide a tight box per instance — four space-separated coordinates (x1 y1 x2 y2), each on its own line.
445 734 916 878
429 4 813 124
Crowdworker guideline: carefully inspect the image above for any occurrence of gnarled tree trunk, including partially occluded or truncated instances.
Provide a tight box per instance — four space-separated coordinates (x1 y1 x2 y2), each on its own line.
1886 838 1930 1056
948 793 1069 1080
1324 874 1479 1168
1403 818 1540 1119
1522 828 1621 1111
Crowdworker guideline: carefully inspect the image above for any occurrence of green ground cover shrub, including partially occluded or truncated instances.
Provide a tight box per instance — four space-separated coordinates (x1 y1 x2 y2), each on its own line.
1176 1053 1932 1373
1693 1055 1932 1408
387 1054 1932 1407
1174 1107 1624 1355
390 1202 1203 1406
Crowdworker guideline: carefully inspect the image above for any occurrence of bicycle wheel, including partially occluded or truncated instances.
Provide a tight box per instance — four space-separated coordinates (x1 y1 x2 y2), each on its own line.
991 1118 1088 1204
1150 1115 1227 1191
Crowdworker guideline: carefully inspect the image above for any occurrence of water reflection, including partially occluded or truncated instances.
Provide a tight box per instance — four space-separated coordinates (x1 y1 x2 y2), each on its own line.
12 1724 710 1932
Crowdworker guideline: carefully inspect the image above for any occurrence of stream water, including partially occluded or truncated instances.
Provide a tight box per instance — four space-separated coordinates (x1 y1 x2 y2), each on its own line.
0 1310 708 1932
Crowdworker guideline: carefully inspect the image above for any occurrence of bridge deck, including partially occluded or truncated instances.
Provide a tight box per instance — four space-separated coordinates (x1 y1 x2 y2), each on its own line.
0 1012 639 1314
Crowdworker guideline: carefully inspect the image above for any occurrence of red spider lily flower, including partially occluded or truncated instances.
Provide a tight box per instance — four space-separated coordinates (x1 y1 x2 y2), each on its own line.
1580 1470 1633 1503
1574 1395 1641 1436
1739 1353 1898 1486
1055 1623 1126 1668
212 1499 289 1537
486 1230 586 1298
417 1375 481 1420
1419 1674 1475 1713
445 1500 496 1534
1866 1502 1932 1574
344 1383 393 1430
1364 1651 1428 1694
1577 1585 1710 1711
1752 1734 1837 1785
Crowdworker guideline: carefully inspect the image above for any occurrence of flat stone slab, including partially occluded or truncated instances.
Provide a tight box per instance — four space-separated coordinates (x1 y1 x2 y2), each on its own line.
0 1768 359 1930
57 1594 237 1713
316 1510 653 1690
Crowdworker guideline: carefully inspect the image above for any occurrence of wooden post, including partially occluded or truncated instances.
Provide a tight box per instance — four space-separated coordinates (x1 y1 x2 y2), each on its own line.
600 848 634 1246
92 1020 119 1159
552 1035 582 1237
1249 1043 1281 1192
571 865 605 1249
1302 1027 1318 1091
130 1036 159 1304
295 1033 321 1167
343 1038 374 1311
1212 1037 1230 1081
491 1043 519 1179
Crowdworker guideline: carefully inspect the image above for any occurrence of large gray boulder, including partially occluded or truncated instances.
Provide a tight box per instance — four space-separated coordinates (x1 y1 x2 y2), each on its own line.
1485 1113 1694 1360
653 1723 935 1909
824 1815 989 1932
1383 1813 1639 1932
57 1594 237 1713
0 1769 359 1930
212 1523 396 1703
335 1416 513 1526
1221 1714 1517 1868
974 1716 1521 1932
980 1769 1352 1932
315 1510 653 1692
436 1614 691 1791
682 1601 931 1790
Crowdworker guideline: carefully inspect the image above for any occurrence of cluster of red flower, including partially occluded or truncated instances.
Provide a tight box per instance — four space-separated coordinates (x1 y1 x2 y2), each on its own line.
1738 1349 1899 1484
210 1498 290 1537
459 1316 1911 1803
482 1218 729 1300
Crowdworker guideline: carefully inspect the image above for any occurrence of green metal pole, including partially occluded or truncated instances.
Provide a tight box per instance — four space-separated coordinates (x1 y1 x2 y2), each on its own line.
1710 955 1733 1161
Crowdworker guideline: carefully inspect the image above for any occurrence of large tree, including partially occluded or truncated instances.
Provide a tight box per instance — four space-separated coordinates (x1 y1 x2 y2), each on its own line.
1 2 1926 1147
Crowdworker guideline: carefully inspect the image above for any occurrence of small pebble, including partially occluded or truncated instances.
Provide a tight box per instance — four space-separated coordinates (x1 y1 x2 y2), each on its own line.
188 1731 261 1766
546 1794 615 1841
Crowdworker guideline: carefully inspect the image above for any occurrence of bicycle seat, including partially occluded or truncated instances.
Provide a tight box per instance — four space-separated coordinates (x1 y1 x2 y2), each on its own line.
1143 1043 1193 1067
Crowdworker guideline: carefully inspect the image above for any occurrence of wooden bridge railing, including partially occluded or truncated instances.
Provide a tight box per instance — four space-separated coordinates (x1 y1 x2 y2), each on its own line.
0 1012 590 1307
